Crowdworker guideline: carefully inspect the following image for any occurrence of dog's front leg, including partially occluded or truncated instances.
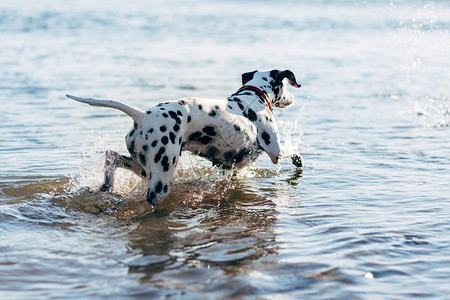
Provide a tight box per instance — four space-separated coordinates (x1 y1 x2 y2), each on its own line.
256 120 282 164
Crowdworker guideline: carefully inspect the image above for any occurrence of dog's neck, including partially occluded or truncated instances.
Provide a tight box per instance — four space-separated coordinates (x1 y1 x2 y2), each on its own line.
234 85 273 111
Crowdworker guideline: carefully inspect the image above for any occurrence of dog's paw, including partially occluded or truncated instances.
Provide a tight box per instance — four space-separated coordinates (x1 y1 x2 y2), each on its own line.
291 154 303 168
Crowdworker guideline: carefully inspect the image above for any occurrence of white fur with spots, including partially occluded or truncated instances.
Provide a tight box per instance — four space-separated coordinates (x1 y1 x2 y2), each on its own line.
67 69 301 206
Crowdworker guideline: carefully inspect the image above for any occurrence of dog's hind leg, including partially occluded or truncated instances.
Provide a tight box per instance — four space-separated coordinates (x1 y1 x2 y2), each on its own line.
144 144 182 206
100 150 146 192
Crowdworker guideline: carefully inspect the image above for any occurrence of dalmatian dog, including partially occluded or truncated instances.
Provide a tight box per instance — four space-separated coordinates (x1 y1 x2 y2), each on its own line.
66 69 302 206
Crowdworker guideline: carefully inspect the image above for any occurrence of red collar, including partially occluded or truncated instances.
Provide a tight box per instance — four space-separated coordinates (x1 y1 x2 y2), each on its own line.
234 85 273 111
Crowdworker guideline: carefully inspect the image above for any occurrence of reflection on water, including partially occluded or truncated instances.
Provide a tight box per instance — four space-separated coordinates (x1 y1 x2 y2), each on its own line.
127 187 278 282
0 168 286 298
3 167 378 299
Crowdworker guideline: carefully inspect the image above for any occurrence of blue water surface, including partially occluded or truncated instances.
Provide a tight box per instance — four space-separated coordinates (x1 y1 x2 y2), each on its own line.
0 0 449 298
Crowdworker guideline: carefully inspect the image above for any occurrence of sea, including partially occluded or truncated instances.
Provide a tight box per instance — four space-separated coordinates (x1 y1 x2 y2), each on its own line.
1 0 449 298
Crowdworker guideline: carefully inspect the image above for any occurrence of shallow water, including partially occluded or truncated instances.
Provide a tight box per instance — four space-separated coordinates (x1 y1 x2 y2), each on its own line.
1 0 450 298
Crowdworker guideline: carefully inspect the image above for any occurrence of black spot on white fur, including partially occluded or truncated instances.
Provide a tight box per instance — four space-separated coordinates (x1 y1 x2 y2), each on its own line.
202 126 217 136
154 147 166 163
188 130 213 144
169 132 176 144
188 131 202 141
261 131 271 145
169 111 177 119
247 109 257 122
139 153 146 165
162 156 170 172
155 181 163 193
205 146 219 158
148 190 156 204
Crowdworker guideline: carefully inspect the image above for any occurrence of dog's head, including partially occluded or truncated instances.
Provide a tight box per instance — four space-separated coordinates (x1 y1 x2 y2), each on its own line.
242 69 301 108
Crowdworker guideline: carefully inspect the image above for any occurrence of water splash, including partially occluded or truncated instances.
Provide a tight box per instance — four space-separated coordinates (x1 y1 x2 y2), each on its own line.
63 118 304 213
69 130 115 192
414 95 450 128
391 1 450 128
279 119 304 159
65 131 237 211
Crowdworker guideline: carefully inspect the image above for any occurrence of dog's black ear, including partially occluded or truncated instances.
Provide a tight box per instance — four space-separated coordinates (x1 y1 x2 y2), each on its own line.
276 70 301 88
242 70 257 85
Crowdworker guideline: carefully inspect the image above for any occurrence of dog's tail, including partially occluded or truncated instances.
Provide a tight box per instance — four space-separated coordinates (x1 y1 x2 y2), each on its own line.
66 94 145 124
